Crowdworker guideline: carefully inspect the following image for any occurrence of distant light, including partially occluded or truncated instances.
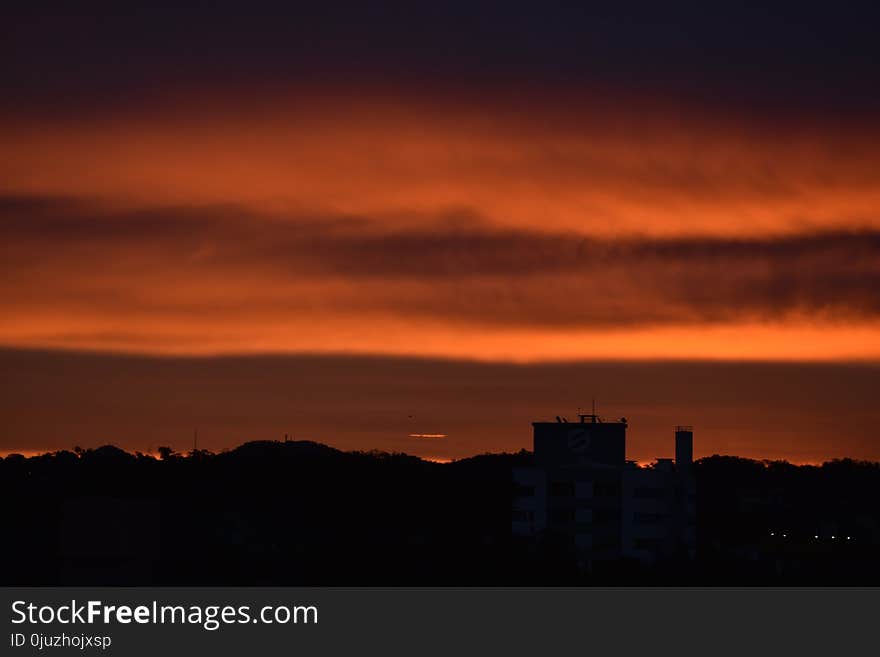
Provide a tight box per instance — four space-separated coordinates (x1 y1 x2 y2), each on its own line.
846 536 851 540
770 532 775 536
782 533 787 538
831 535 836 539
408 434 447 439
814 535 819 539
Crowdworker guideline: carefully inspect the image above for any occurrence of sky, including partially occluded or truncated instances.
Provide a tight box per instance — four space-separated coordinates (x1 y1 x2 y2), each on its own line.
2 3 879 460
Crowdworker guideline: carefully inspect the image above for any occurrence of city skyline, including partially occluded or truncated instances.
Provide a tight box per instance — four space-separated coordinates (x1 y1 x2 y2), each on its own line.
2 349 877 463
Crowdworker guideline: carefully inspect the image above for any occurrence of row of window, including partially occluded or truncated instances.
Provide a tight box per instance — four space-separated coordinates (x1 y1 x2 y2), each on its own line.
547 507 620 525
633 511 667 524
633 487 666 499
514 510 672 524
517 483 671 500
546 481 621 497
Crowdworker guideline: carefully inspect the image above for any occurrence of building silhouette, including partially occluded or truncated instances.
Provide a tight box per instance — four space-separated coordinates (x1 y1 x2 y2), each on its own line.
512 415 696 568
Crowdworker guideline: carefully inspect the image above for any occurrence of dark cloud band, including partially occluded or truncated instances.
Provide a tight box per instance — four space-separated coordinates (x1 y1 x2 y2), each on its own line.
2 195 878 328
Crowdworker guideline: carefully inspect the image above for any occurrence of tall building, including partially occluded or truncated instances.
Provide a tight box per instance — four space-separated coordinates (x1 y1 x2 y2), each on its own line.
512 415 696 567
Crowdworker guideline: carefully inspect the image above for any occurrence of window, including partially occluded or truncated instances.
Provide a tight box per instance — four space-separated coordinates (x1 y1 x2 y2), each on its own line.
633 512 665 524
592 535 621 550
548 508 575 524
592 508 620 525
634 487 665 499
593 482 620 497
548 481 575 497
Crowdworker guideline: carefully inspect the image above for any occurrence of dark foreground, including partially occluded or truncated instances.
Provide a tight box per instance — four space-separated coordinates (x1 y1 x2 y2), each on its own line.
2 441 879 585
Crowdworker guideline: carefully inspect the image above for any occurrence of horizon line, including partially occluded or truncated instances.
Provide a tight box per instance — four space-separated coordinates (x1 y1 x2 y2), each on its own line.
3 438 877 469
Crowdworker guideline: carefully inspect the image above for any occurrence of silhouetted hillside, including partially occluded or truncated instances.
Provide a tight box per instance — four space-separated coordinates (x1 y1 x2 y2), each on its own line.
1 442 878 585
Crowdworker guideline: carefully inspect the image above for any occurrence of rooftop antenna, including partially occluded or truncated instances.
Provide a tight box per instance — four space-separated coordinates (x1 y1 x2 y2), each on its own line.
577 398 599 424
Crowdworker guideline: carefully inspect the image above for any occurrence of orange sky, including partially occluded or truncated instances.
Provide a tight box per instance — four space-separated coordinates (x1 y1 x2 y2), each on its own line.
2 92 880 362
3 4 880 464
4 96 880 237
